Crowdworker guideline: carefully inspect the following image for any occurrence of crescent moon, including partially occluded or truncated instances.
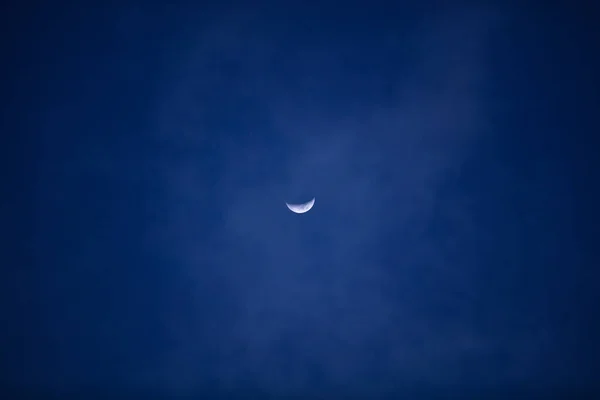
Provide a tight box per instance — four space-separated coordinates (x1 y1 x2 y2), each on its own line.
286 198 315 214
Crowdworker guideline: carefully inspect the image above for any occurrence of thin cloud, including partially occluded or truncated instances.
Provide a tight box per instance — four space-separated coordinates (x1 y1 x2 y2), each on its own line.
146 5 543 392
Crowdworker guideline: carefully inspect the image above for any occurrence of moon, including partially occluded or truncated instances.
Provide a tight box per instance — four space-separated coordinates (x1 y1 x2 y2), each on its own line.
286 198 315 214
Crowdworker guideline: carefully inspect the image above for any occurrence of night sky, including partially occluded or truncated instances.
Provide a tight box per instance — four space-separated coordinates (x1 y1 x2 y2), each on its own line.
3 2 599 398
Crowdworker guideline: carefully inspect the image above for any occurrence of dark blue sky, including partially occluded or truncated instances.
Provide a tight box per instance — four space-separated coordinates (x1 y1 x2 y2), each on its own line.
3 3 599 397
